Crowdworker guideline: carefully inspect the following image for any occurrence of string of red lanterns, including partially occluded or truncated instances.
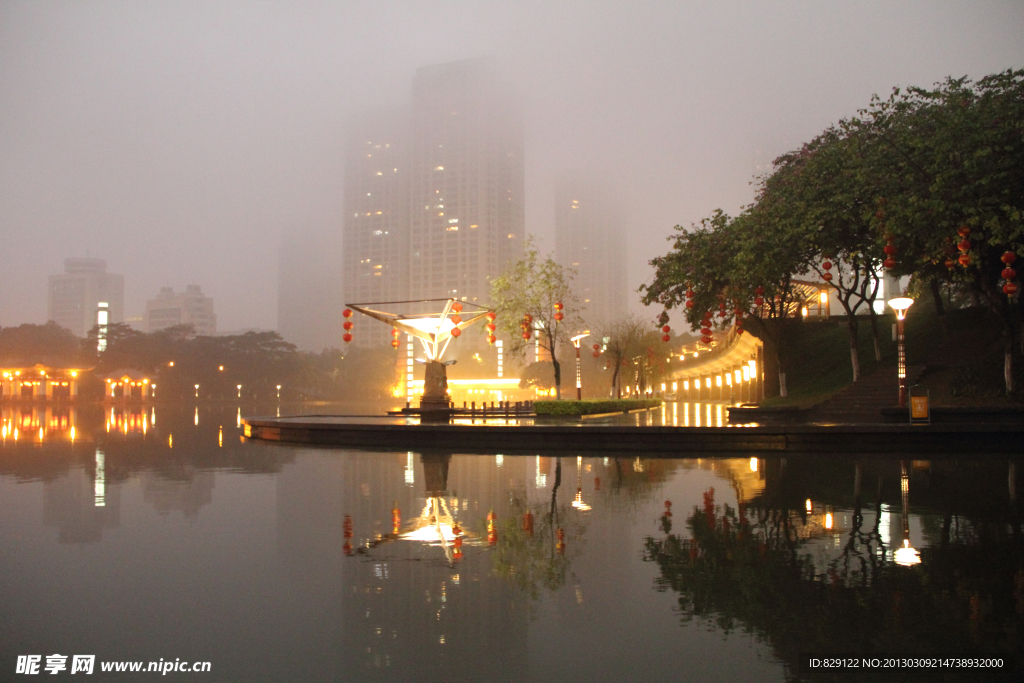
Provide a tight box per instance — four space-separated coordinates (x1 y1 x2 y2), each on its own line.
956 225 972 267
486 310 497 345
342 308 353 343
1002 251 1019 297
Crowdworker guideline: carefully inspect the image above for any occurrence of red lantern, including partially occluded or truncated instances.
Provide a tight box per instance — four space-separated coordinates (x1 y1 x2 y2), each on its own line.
450 327 461 337
755 286 764 295
391 339 399 349
522 331 531 340
452 302 463 313
524 314 533 324
957 226 971 238
343 321 354 331
822 261 833 270
487 334 497 345
486 311 497 321
945 258 955 269
701 335 712 344
822 272 833 282
1002 267 1017 281
661 334 670 343
343 308 352 318
554 312 564 321
451 314 462 324
685 300 694 308
592 350 600 358
553 302 564 311
662 325 671 333
486 323 496 332
883 244 896 255
701 327 712 336
958 254 971 266
754 297 764 306
343 333 353 343
958 239 971 252
391 328 399 337
592 343 600 350
884 258 897 269
686 289 694 298
1004 282 1019 295
1002 251 1017 265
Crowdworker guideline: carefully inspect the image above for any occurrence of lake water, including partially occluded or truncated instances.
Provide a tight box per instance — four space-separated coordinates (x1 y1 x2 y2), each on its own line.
1 403 1021 681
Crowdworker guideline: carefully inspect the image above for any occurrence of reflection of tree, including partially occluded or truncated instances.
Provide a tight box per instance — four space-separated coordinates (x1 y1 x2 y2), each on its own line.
644 489 1024 682
491 458 586 602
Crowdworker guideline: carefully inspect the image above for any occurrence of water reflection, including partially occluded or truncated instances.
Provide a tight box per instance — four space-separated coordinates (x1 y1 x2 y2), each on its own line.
1 406 1021 681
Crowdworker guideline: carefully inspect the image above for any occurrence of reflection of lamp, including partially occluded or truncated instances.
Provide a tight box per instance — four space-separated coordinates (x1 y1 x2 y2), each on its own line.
572 456 591 511
894 460 921 566
888 297 914 408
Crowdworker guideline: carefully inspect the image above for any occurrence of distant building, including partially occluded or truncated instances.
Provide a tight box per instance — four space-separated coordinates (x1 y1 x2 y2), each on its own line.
340 58 524 348
47 258 124 337
554 182 627 328
145 285 216 336
278 235 343 352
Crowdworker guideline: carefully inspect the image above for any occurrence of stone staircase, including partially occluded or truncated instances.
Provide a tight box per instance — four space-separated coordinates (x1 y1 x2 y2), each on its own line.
806 364 926 424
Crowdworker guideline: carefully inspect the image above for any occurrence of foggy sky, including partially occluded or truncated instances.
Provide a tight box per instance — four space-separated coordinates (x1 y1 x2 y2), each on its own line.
2 1 1022 334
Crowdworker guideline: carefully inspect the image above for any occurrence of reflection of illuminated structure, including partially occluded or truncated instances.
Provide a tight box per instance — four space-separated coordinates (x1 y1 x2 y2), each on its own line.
1 406 80 443
346 299 492 413
571 456 591 511
1 365 84 402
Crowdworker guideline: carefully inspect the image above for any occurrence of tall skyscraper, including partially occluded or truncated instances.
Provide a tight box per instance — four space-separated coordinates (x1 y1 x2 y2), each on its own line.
145 285 216 336
407 58 524 306
47 258 124 337
340 58 524 348
554 182 627 329
342 108 410 350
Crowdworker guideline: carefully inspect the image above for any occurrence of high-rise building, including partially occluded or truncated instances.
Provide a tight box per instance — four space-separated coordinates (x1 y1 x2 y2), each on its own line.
407 58 524 306
341 108 410 350
47 258 124 337
145 285 216 336
340 58 524 348
554 182 627 329
279 233 343 352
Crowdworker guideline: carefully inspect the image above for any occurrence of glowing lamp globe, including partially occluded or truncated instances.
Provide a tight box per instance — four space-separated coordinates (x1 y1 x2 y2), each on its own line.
887 297 914 320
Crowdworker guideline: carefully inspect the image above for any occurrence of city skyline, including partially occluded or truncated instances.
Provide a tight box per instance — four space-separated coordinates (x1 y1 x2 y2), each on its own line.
2 3 1022 336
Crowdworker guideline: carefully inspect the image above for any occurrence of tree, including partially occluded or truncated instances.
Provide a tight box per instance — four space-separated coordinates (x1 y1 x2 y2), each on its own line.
599 314 654 398
490 237 583 399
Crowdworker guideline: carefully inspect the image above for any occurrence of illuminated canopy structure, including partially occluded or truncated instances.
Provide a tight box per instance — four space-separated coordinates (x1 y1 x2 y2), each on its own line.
345 299 493 414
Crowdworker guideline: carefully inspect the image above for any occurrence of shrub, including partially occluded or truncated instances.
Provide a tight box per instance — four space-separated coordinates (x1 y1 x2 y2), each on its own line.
534 398 662 416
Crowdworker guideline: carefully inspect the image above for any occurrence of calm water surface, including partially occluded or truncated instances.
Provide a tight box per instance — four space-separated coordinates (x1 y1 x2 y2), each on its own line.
1 404 1021 682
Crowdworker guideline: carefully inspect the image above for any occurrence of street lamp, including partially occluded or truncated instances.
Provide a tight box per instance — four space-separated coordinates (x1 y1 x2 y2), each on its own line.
887 297 914 408
570 332 590 401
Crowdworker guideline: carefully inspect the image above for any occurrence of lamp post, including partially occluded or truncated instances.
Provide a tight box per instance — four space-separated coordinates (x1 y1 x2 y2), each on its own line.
570 332 590 401
887 297 914 408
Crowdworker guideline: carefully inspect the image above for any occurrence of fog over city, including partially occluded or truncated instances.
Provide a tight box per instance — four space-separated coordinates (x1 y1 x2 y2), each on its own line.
2 1 1022 341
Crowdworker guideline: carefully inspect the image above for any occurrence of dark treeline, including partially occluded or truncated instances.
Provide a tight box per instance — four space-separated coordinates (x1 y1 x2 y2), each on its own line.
0 322 398 401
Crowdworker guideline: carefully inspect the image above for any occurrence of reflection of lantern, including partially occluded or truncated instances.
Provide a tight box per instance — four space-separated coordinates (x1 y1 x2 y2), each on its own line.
556 528 565 554
392 505 401 534
343 514 353 555
522 511 534 535
343 333 353 343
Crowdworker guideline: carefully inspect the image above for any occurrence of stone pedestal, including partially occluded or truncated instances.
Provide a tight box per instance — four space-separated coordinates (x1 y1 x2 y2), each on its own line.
419 361 452 420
